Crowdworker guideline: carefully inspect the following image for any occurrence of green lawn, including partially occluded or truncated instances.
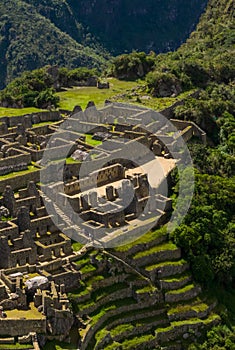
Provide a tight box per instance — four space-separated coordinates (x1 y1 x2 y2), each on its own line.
85 134 102 147
6 303 44 319
133 242 177 259
56 78 144 110
115 226 167 252
0 107 44 117
57 78 196 112
0 165 39 180
0 344 32 349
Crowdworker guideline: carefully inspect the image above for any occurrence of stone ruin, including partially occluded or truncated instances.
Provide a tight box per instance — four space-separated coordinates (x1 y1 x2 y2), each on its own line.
0 102 207 347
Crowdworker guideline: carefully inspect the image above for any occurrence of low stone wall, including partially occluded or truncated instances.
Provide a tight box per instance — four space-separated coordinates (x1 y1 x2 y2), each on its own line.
0 337 15 344
0 169 40 193
1 111 61 128
148 262 190 280
0 151 31 176
165 285 201 303
168 305 210 322
0 319 46 336
160 275 192 291
171 119 207 144
156 316 220 344
81 298 162 350
132 248 181 268
79 288 132 317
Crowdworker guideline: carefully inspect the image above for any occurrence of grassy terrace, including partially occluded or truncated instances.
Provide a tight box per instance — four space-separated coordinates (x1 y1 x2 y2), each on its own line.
85 134 102 147
56 78 196 111
165 283 196 295
157 314 220 333
115 226 167 252
168 302 209 316
6 303 44 319
56 78 144 110
0 107 44 117
133 242 178 259
0 165 39 180
0 344 32 349
162 272 191 283
145 259 187 272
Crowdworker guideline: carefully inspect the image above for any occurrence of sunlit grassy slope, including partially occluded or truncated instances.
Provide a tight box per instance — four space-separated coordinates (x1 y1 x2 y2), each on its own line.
56 78 194 111
0 78 195 118
0 107 45 117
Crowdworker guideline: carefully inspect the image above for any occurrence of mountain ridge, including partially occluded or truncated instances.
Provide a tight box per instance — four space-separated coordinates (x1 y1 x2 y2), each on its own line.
0 0 207 88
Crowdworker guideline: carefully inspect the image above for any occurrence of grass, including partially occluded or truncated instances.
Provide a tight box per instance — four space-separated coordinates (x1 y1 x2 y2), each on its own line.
56 78 196 113
115 226 167 252
6 303 44 319
74 257 90 266
136 285 156 294
0 344 32 349
162 272 191 283
80 263 96 274
85 134 102 147
133 242 177 259
0 165 39 180
120 334 155 349
166 283 195 295
168 302 209 316
145 259 187 272
32 121 58 127
56 78 144 110
72 241 84 252
0 107 44 117
110 324 134 337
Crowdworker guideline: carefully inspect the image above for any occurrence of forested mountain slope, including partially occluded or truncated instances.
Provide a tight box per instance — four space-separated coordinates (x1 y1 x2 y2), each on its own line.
0 0 207 88
0 0 107 88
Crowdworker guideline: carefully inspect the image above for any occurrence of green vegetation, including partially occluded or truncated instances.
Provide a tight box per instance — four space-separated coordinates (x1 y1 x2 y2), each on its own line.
0 66 101 109
0 0 107 88
146 259 187 272
0 166 39 180
0 344 32 349
0 107 44 117
56 78 144 110
189 325 235 350
115 225 167 252
133 242 177 259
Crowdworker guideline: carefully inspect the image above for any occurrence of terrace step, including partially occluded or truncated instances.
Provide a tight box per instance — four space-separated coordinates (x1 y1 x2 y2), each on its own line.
164 284 201 303
132 243 181 267
155 313 221 344
167 301 211 322
159 273 192 291
144 259 189 279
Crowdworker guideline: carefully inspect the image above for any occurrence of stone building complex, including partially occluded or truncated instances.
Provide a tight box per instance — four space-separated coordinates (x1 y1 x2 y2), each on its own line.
0 103 218 349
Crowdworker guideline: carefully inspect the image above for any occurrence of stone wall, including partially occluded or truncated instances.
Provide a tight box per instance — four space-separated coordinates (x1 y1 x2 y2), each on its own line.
0 319 46 336
1 111 61 128
132 248 181 268
165 285 201 303
0 169 40 193
0 150 31 176
171 119 207 144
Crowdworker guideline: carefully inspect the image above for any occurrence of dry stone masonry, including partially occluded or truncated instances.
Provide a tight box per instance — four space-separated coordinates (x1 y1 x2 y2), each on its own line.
0 102 215 349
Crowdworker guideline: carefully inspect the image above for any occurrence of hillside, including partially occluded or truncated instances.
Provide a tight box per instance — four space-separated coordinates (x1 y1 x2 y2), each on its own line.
0 0 207 88
0 0 234 349
67 0 207 54
0 0 107 89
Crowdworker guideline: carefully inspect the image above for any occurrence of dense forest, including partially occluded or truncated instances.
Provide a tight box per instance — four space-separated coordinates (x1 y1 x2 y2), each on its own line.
0 0 207 88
